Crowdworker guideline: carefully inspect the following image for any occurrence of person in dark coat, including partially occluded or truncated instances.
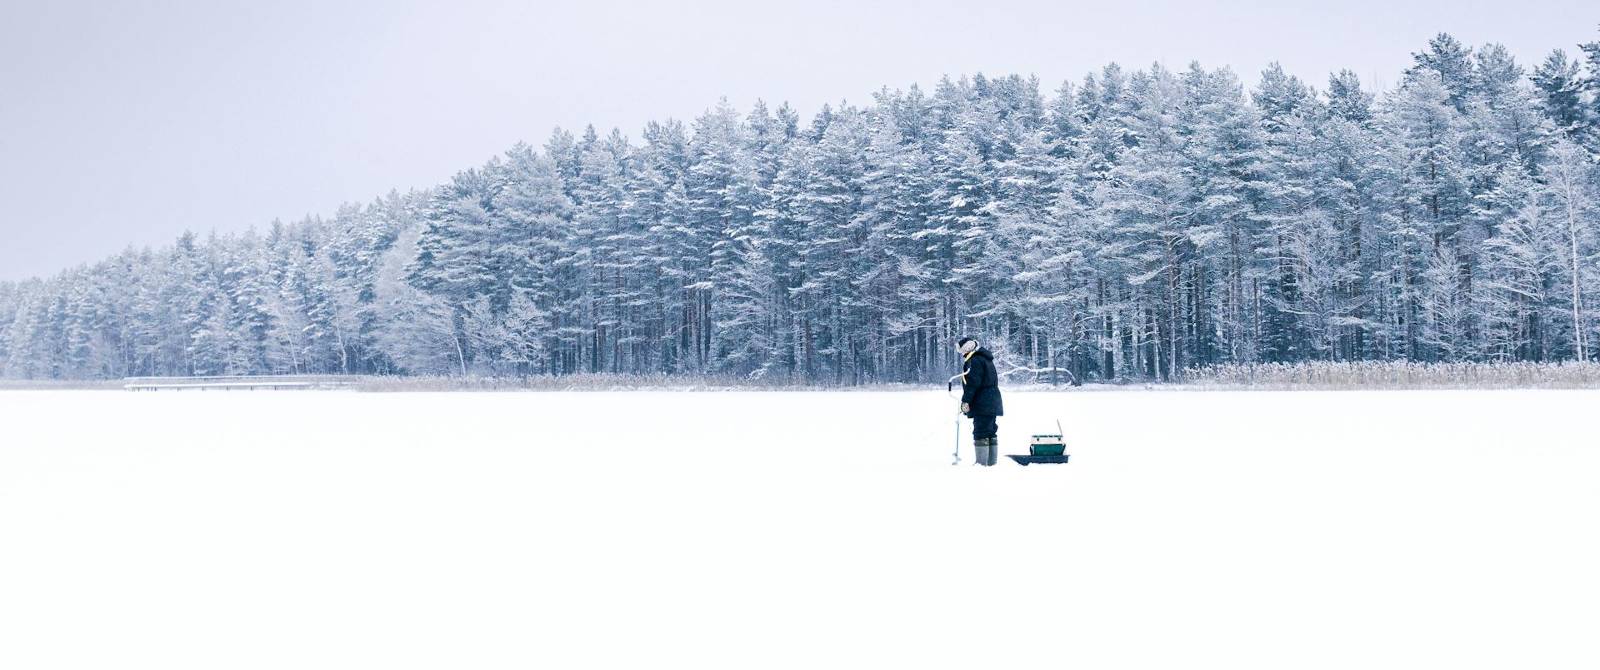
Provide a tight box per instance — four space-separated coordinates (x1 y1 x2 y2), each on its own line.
957 337 1004 466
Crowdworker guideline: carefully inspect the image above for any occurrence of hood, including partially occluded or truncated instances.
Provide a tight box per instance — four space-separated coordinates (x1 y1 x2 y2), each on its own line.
972 347 994 360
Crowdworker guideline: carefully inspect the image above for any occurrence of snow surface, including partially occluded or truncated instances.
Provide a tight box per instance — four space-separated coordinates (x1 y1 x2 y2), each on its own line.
2 389 1597 669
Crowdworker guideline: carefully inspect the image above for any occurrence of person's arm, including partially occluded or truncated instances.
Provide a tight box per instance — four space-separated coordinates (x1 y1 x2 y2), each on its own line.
960 359 983 404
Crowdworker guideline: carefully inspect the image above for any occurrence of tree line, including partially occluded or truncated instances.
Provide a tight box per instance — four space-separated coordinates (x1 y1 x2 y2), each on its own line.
4 32 1600 383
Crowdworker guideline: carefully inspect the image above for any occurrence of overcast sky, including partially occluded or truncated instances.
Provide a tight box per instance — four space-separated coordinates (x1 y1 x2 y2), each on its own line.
1 0 1595 281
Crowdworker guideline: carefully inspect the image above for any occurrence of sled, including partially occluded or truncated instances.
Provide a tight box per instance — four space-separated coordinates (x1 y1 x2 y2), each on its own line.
1013 426 1069 465
1008 454 1070 466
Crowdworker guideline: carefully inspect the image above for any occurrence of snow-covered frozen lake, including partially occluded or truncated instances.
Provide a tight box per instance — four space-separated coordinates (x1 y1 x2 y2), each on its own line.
2 389 1597 669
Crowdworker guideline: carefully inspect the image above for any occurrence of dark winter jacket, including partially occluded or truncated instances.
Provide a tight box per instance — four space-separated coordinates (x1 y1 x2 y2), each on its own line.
960 347 1004 417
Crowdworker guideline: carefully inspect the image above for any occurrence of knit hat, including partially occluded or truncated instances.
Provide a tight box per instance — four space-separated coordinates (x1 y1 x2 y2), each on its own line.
956 337 978 354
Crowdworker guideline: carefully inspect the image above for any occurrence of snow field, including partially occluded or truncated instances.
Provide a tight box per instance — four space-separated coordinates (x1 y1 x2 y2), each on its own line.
1 389 1597 669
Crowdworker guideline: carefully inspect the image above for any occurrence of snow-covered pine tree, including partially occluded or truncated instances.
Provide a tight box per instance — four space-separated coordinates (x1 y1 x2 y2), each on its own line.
1382 69 1472 360
688 101 768 376
791 105 870 382
1410 33 1477 113
1100 64 1197 379
856 98 940 380
1531 50 1590 147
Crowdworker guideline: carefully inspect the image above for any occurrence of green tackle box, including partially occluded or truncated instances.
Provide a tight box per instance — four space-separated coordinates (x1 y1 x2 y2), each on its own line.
1029 434 1066 457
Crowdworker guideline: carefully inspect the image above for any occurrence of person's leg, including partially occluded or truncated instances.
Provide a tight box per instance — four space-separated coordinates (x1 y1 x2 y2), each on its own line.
975 415 997 466
969 417 989 466
987 417 999 465
975 415 997 439
972 422 985 470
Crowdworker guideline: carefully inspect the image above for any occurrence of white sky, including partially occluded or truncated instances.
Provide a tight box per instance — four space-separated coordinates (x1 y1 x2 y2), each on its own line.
2 0 1596 281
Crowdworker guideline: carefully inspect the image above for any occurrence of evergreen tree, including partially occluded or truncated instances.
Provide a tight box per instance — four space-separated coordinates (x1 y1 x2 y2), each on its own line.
1410 33 1476 112
1532 50 1592 147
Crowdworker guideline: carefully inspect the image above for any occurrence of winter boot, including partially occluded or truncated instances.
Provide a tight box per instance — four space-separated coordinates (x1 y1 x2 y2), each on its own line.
966 438 992 470
984 437 999 466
